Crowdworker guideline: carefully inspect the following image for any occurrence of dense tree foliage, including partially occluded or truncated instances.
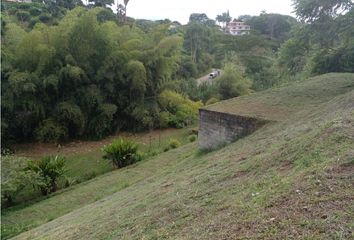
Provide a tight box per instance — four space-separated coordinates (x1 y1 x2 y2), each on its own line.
1 0 353 147
292 0 353 23
1 6 200 146
246 13 298 48
218 63 252 100
277 0 354 78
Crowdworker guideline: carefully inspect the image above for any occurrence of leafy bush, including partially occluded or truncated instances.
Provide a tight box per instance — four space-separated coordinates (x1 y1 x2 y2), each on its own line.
34 119 68 143
64 176 77 188
311 46 354 75
277 38 309 76
205 97 219 105
129 104 159 131
158 90 203 128
102 139 142 168
178 56 198 78
26 155 66 195
1 156 43 207
169 139 181 149
196 82 220 103
188 134 197 142
158 111 173 128
190 128 199 135
81 171 97 181
218 63 252 100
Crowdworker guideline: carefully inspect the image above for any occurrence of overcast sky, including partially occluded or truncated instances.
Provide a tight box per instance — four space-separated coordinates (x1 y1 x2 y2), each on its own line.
119 0 296 24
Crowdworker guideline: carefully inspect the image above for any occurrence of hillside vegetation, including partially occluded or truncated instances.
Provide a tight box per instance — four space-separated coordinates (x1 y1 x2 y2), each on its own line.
4 73 354 239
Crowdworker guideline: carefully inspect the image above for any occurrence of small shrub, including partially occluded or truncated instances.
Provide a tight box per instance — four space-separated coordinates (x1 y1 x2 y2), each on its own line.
64 176 77 188
205 97 219 105
188 134 197 142
81 171 97 181
218 63 252 100
158 90 203 128
26 155 66 195
158 111 173 128
190 128 199 135
169 139 181 149
145 150 159 158
102 138 142 168
163 146 170 152
1 156 44 207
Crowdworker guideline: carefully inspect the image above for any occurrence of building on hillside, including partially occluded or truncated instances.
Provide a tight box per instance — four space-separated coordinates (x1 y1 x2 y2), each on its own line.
226 19 250 36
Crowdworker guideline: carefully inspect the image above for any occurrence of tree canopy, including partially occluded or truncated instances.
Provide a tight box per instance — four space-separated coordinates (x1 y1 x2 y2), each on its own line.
1 0 353 147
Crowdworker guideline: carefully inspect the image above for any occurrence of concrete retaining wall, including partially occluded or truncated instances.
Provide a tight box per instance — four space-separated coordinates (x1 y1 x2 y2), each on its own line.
198 109 268 150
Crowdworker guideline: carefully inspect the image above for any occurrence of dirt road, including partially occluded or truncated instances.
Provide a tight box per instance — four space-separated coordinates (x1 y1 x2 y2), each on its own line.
197 69 222 86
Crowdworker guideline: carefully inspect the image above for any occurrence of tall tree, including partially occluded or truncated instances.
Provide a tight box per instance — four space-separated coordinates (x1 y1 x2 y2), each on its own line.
292 0 353 23
117 0 130 22
292 0 353 47
184 23 207 63
189 13 215 26
124 0 130 16
216 11 231 29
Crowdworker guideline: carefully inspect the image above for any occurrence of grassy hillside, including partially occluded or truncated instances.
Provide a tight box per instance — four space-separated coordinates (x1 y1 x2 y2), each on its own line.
1 127 193 209
4 73 354 239
206 73 354 121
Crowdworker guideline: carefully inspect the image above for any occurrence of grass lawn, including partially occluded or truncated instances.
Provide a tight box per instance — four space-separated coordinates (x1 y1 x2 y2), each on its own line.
2 73 354 239
64 126 195 183
2 127 196 211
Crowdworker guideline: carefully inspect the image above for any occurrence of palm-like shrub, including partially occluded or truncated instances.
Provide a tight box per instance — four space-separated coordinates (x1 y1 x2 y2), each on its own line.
26 155 66 195
169 138 181 149
102 139 142 168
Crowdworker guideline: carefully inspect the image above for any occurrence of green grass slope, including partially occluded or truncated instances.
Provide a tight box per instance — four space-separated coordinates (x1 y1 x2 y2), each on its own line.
6 73 354 239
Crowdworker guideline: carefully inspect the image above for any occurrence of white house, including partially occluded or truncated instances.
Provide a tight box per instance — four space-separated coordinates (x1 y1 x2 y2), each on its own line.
226 20 250 36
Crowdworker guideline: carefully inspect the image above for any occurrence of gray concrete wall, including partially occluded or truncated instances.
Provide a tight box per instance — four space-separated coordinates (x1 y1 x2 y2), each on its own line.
198 109 268 150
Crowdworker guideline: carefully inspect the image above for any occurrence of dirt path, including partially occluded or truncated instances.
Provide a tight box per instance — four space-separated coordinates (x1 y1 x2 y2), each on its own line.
14 128 188 159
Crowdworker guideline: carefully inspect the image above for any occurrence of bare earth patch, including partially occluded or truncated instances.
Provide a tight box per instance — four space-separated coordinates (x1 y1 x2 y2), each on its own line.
13 128 185 158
